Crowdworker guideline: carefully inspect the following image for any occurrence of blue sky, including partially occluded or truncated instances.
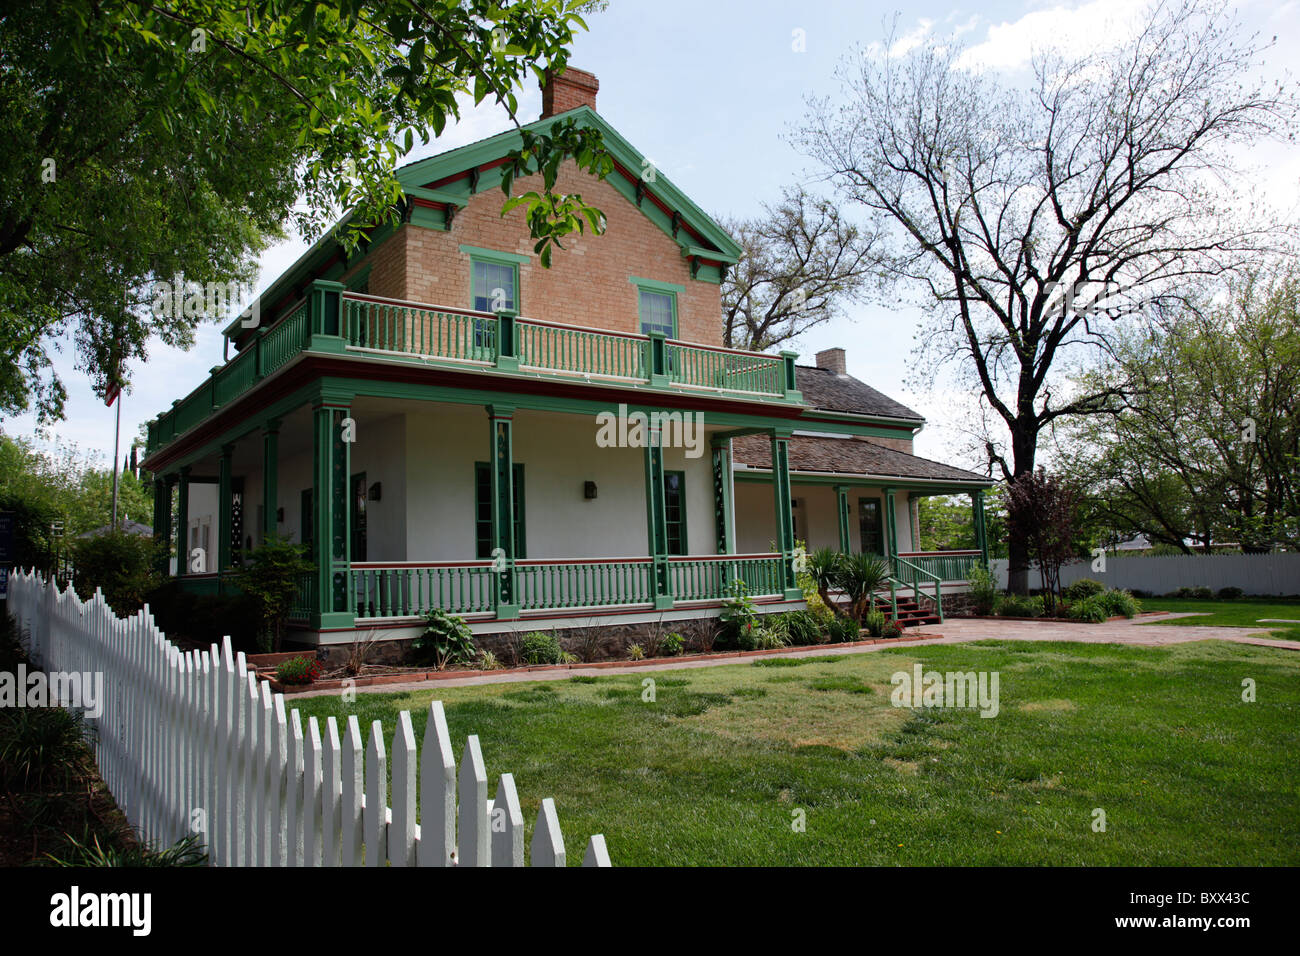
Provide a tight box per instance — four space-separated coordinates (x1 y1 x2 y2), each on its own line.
10 0 1298 466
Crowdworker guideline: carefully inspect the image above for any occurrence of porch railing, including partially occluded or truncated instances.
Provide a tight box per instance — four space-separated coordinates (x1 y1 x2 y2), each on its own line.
668 554 785 601
896 550 983 582
890 555 944 621
299 553 792 622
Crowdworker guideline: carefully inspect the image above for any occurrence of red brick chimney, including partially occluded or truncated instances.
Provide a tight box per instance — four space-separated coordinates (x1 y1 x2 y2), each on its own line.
816 347 847 375
540 66 599 118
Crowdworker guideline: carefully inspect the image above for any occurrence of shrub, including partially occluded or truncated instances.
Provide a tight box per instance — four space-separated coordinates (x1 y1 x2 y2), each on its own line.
782 611 824 646
477 649 503 670
862 608 886 638
880 619 902 638
144 580 261 652
627 643 645 661
71 530 164 614
0 707 85 790
42 832 207 868
966 562 999 616
997 594 1045 618
275 656 322 685
519 631 563 666
1063 578 1105 602
826 614 862 644
717 579 759 650
1098 589 1141 619
1217 586 1244 600
1172 585 1213 599
1067 595 1108 623
235 535 315 653
661 632 685 656
412 609 476 669
807 548 844 613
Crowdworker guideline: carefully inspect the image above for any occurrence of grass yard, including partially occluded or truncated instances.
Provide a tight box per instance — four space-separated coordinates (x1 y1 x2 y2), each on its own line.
1140 597 1300 641
293 639 1300 866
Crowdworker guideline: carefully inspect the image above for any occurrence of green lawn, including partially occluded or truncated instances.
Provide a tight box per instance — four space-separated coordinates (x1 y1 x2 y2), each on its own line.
293 640 1300 866
1140 597 1300 641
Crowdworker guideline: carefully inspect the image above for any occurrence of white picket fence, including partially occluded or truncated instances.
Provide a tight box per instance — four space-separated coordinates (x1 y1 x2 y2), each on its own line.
5 568 610 867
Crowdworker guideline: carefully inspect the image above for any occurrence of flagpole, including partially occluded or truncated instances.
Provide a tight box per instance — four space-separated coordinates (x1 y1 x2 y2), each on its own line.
111 394 121 530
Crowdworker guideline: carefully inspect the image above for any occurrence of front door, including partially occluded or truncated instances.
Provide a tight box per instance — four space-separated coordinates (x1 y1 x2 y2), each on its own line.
858 497 884 557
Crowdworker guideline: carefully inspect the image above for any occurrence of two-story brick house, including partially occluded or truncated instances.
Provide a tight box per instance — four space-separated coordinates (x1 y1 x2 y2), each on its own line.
140 68 992 652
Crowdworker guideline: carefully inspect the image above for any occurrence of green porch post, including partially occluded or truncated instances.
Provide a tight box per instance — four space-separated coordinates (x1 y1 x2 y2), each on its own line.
312 395 354 628
644 424 673 609
834 485 852 554
487 404 520 619
972 489 989 567
176 467 190 576
771 429 802 600
883 486 899 568
308 279 347 353
152 474 172 575
218 445 233 579
710 437 735 554
262 419 280 541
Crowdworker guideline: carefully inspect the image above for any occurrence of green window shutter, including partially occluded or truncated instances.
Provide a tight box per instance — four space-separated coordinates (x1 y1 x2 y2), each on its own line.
664 470 687 555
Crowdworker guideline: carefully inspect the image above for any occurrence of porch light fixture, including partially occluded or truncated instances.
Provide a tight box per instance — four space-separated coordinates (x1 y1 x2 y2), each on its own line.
369 482 382 501
584 481 598 500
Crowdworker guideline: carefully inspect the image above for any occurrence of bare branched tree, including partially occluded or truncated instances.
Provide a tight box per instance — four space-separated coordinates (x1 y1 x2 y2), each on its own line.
718 186 880 350
798 0 1296 591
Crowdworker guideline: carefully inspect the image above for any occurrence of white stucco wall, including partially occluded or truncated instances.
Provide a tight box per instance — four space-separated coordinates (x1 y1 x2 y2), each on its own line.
733 480 914 554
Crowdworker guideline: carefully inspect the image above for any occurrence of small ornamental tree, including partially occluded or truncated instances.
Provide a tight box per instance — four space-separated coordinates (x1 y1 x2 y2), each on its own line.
1004 469 1082 614
235 535 314 653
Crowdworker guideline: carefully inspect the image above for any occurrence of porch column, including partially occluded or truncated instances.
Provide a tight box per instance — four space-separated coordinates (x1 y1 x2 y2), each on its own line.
487 404 519 618
152 474 173 575
972 489 989 566
908 493 922 554
834 485 851 553
262 419 280 541
217 444 234 581
644 423 673 609
770 429 801 600
176 466 190 576
710 437 735 554
883 486 899 563
312 394 354 628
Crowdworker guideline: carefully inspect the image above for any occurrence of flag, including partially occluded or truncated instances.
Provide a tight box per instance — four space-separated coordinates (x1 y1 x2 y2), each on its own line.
104 379 120 407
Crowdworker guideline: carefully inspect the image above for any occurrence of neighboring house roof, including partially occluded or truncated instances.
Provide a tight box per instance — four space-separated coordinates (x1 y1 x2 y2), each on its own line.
76 520 153 539
795 364 925 422
731 434 990 486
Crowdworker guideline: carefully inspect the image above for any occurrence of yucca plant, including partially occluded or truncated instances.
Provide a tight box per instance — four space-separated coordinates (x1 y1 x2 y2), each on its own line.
834 553 891 623
807 548 845 615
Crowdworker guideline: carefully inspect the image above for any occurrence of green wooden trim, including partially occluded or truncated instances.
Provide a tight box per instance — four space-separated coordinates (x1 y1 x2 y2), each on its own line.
973 489 989 566
460 244 532 266
733 470 993 492
262 421 279 539
834 485 851 553
176 468 190 578
312 402 354 628
475 460 526 559
632 281 679 340
628 276 685 295
664 469 688 556
883 488 899 559
711 443 735 554
487 406 519 618
644 430 673 609
770 434 799 597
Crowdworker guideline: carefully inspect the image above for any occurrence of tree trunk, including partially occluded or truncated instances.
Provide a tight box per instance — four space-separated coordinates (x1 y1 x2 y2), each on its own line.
1006 421 1038 595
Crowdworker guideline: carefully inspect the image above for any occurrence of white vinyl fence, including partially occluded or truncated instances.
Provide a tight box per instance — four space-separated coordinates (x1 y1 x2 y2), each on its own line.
5 569 610 867
990 553 1300 596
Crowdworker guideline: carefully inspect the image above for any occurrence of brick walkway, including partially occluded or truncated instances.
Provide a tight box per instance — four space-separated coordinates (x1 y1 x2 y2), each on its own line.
291 612 1297 698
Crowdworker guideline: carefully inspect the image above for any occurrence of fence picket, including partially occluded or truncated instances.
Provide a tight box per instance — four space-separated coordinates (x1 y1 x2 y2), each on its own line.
4 570 610 868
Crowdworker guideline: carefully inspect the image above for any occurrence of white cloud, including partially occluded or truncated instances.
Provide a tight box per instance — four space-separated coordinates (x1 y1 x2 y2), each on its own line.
956 0 1151 72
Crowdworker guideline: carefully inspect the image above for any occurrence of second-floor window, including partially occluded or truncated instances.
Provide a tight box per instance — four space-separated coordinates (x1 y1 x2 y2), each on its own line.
638 289 676 338
472 258 517 313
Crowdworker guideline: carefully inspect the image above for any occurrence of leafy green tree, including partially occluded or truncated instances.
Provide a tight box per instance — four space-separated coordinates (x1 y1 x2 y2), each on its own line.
1 0 610 420
1063 266 1300 552
235 535 314 653
71 530 163 614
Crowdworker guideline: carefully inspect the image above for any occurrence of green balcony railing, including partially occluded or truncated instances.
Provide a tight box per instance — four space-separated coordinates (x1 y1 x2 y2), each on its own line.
350 561 496 619
890 554 944 621
146 288 801 459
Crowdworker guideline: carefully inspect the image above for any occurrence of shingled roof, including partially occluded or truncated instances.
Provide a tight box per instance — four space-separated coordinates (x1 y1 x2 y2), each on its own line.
796 364 925 422
731 434 990 485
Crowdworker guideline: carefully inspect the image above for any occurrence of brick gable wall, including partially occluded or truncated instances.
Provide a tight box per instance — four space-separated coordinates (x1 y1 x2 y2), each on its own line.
357 160 723 347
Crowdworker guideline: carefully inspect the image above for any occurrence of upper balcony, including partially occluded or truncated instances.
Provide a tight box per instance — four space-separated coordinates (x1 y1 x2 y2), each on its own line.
145 282 803 457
